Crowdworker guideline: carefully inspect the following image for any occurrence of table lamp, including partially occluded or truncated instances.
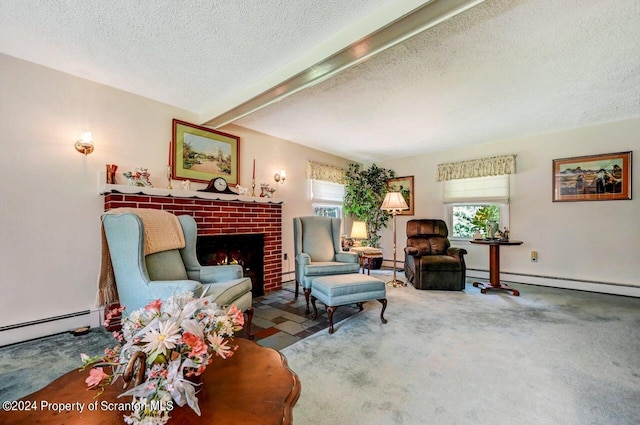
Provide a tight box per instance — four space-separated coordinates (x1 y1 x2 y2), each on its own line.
380 192 409 287
350 220 368 246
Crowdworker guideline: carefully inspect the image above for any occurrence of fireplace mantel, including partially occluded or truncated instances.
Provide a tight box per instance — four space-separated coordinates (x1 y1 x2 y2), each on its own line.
100 184 283 204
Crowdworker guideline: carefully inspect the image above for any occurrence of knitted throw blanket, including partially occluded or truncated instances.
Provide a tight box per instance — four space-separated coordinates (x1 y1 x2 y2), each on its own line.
97 208 186 307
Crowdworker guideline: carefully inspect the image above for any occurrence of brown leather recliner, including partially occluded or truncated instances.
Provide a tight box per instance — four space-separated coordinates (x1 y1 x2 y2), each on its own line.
404 219 467 290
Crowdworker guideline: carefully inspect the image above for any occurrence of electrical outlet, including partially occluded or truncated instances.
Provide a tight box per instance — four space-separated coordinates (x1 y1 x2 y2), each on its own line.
531 251 538 262
283 253 288 260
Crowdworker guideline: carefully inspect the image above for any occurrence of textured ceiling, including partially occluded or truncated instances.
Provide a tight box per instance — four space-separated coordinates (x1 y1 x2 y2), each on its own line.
0 0 393 112
1 0 639 163
236 0 640 161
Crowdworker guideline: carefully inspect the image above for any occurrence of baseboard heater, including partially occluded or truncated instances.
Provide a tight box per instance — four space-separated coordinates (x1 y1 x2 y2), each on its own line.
466 269 639 297
0 310 90 332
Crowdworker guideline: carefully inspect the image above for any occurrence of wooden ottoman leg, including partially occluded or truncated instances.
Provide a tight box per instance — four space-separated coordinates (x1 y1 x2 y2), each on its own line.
326 306 338 334
378 299 388 324
356 302 364 311
311 295 319 320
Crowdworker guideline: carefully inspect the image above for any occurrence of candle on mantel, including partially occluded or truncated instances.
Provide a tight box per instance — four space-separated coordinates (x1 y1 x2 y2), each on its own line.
168 141 173 165
252 159 255 179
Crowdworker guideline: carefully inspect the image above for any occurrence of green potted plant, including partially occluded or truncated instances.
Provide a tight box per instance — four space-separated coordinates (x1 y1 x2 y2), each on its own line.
343 163 396 248
472 205 500 237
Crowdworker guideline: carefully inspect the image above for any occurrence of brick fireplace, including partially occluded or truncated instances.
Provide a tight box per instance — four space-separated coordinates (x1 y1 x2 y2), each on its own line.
102 186 283 293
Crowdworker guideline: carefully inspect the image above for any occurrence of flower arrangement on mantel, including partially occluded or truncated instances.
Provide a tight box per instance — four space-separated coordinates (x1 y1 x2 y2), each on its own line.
81 292 244 425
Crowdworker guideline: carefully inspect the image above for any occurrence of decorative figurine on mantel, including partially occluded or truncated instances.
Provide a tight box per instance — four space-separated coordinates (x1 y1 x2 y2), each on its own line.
236 185 250 196
181 179 191 191
260 183 276 198
123 167 152 187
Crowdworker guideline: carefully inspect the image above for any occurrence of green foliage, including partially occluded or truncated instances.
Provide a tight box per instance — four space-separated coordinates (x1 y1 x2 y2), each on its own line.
343 163 396 247
472 205 500 231
452 204 500 238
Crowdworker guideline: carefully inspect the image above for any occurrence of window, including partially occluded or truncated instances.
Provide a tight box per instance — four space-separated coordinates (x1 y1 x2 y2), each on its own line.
313 205 342 218
443 175 510 239
310 179 345 221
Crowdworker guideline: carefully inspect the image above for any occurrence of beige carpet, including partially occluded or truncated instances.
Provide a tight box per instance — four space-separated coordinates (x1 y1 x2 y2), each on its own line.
281 274 640 425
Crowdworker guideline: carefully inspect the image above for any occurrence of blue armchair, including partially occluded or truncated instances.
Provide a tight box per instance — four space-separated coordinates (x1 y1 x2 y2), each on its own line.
102 210 253 337
293 216 360 313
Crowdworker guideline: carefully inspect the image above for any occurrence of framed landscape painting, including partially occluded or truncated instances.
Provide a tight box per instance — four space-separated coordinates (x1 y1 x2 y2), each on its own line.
171 119 240 185
387 176 414 215
552 151 632 202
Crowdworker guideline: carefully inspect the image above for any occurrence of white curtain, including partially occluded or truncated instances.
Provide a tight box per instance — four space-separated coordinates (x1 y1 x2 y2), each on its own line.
443 175 510 204
311 179 345 202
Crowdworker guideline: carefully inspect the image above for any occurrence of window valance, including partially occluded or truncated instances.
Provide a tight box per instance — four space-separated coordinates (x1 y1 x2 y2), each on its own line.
437 154 516 182
307 161 346 184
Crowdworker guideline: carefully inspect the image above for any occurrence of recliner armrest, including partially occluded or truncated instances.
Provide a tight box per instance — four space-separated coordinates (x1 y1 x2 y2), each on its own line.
405 246 420 256
335 251 358 263
447 247 468 260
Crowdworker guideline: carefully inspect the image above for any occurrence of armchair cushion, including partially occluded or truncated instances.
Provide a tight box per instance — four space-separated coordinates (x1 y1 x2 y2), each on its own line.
301 219 336 262
305 261 361 276
203 278 252 307
418 255 463 271
407 236 449 255
145 250 189 281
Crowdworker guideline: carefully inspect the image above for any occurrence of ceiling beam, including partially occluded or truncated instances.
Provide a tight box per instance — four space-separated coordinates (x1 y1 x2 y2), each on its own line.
203 0 485 128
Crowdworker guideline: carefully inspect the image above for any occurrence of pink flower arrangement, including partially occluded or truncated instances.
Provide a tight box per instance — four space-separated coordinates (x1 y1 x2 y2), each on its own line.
80 292 244 425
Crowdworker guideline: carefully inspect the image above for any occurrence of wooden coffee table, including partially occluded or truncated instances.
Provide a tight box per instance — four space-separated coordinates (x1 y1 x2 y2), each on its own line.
2 338 300 425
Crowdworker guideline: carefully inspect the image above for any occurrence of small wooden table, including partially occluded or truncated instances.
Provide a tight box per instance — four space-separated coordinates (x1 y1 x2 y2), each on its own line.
470 239 523 296
2 339 300 425
351 246 383 274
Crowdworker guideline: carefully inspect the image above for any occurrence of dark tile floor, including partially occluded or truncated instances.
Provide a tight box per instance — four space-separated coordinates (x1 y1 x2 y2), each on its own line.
247 280 363 351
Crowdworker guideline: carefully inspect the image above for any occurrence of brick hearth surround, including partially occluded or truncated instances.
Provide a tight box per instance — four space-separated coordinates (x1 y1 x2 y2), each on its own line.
103 190 283 293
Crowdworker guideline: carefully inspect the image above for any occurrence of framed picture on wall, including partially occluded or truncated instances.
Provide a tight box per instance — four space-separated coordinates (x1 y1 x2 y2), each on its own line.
387 176 414 215
552 151 632 202
171 119 240 185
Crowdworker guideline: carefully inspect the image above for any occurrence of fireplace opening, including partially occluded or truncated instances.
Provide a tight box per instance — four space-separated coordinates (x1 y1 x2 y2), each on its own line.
196 233 265 297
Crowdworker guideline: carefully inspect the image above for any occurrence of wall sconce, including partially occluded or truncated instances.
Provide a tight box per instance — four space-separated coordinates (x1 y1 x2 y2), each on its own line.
274 170 286 184
75 131 94 155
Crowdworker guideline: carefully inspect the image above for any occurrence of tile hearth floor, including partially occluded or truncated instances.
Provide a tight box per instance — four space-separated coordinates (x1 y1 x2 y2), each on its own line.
249 277 383 351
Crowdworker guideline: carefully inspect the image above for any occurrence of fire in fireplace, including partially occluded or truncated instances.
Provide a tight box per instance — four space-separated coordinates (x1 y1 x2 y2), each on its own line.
196 234 265 297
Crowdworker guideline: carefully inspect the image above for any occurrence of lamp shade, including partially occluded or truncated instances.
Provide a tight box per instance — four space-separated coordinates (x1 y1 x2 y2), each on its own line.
350 221 368 240
380 192 409 212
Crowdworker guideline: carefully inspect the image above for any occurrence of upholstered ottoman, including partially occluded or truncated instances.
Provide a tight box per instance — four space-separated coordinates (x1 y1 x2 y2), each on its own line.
310 274 387 334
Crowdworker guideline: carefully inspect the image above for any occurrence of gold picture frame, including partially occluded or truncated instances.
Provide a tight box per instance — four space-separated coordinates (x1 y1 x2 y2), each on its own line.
552 151 632 202
387 176 414 215
171 119 240 185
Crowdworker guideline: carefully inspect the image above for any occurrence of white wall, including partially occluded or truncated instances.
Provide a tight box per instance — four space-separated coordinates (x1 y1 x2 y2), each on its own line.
0 54 349 344
378 118 640 295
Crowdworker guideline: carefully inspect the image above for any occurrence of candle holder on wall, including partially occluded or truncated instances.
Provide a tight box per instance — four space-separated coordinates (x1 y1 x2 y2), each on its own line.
106 164 118 184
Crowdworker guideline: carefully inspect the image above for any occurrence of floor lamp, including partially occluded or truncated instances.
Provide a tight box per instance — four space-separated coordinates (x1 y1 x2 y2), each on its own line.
380 192 409 287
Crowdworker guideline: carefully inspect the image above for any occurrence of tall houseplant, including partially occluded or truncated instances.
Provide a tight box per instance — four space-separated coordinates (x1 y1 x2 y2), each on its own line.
343 163 396 247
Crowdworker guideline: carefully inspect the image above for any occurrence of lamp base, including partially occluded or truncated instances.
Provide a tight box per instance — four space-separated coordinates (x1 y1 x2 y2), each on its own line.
386 279 406 288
